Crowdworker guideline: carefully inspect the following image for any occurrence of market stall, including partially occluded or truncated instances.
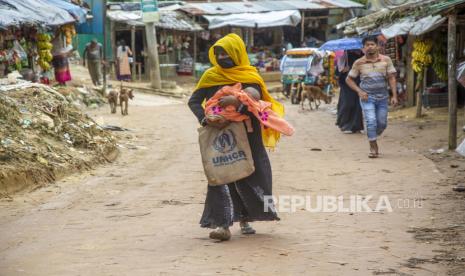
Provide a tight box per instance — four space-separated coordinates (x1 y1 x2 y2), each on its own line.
0 0 84 83
179 0 363 74
107 6 203 80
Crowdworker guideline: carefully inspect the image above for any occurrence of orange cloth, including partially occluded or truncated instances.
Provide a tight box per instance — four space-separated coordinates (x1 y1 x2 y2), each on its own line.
205 83 294 136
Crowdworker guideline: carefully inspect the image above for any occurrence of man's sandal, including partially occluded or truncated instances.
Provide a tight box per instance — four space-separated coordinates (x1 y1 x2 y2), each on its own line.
369 141 379 158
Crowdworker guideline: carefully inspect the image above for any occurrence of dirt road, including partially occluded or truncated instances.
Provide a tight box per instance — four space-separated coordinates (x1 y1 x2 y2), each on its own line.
1 93 464 275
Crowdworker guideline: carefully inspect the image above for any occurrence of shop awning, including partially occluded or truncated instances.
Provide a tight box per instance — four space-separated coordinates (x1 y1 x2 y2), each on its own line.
181 0 327 16
340 0 465 36
1 0 75 27
44 0 88 24
380 15 447 39
107 10 203 32
204 10 301 29
409 15 447 36
107 10 141 23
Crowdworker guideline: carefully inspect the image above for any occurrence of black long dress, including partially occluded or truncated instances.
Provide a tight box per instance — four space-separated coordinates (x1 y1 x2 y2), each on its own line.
188 83 280 229
336 52 364 133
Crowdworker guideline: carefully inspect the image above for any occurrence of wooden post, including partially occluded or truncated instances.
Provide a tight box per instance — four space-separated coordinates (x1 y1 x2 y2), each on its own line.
448 13 457 149
406 35 415 107
131 26 136 81
145 22 161 89
415 78 422 117
102 0 107 94
415 70 426 118
193 31 197 72
250 28 254 48
110 21 116 79
142 30 148 80
244 28 249 50
300 11 305 45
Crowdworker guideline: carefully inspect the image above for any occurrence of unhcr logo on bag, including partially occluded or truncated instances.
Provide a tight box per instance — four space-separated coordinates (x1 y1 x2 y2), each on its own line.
212 129 247 166
213 129 237 153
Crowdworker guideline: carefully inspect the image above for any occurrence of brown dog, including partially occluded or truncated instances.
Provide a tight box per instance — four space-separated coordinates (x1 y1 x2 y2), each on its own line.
301 85 332 110
107 90 118 114
119 83 134 116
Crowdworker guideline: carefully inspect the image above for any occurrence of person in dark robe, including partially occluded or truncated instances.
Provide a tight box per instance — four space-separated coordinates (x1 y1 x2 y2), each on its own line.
336 50 364 133
188 34 283 241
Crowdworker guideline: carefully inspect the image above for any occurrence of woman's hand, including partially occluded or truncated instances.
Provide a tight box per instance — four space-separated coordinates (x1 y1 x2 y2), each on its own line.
206 116 230 129
218 95 240 108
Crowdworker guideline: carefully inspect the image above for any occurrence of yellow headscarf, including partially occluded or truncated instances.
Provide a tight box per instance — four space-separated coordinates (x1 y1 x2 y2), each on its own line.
194 33 284 149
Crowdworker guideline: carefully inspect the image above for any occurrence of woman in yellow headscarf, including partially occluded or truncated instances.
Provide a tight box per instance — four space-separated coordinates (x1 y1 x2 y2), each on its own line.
188 33 281 241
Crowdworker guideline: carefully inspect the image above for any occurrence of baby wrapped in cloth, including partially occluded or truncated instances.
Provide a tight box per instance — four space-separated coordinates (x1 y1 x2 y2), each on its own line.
205 83 294 136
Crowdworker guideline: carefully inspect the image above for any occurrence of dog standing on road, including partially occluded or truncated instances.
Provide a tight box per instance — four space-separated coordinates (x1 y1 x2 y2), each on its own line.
119 83 134 116
107 89 118 114
300 85 332 110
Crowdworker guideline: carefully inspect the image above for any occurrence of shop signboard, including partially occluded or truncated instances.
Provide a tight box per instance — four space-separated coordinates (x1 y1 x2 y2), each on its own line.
141 0 159 23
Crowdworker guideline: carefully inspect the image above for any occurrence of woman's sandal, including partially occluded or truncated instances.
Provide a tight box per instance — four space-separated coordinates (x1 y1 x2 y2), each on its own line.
240 222 256 235
209 227 231 241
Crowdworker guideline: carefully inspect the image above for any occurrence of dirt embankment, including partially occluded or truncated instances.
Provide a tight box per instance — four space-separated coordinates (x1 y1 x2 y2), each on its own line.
0 83 118 196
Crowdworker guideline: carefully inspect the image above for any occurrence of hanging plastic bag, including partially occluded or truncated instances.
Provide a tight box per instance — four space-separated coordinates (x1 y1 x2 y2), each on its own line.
309 57 324 77
456 138 465 157
12 40 28 61
457 61 465 88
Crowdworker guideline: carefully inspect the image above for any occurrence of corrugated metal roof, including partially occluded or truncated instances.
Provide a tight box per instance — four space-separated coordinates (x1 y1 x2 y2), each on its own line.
366 0 422 12
107 10 203 31
341 0 465 35
204 10 301 29
181 0 326 15
317 0 365 8
156 10 203 31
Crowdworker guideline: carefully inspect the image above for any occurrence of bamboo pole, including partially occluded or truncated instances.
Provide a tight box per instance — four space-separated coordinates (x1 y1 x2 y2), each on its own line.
193 31 197 74
406 35 415 107
300 11 305 45
448 13 457 149
415 70 424 118
110 21 116 80
145 22 161 89
102 0 107 94
131 26 136 81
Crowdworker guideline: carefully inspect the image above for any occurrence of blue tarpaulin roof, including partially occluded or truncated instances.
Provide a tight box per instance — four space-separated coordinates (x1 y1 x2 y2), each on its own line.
44 0 87 24
319 37 362 51
0 0 75 28
0 1 36 28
